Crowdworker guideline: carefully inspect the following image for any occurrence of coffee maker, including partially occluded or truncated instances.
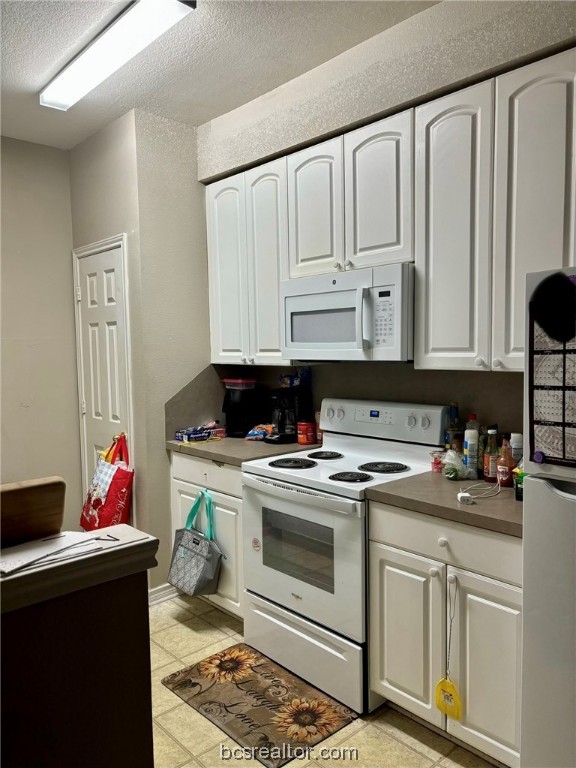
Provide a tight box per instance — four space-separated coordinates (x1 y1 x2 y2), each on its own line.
222 379 270 438
264 385 313 444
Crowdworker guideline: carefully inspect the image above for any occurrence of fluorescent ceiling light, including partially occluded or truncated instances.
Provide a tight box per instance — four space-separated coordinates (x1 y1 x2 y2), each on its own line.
39 0 195 111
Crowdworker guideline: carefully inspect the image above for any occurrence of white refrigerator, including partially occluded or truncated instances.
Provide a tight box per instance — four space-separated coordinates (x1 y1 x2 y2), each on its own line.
521 267 576 767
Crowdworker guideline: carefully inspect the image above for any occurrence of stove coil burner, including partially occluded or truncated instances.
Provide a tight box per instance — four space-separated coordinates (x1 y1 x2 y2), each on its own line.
269 458 317 469
307 451 343 460
329 471 373 483
358 462 410 474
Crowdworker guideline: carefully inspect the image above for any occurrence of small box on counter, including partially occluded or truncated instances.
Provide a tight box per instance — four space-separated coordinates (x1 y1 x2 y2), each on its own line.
175 425 226 442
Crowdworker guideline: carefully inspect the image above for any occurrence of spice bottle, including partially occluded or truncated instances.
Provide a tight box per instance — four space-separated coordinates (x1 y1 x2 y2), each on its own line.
496 438 515 487
483 429 499 483
510 433 523 465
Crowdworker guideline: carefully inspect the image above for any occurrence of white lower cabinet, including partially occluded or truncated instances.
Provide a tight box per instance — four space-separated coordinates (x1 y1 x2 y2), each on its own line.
369 502 522 767
170 456 243 618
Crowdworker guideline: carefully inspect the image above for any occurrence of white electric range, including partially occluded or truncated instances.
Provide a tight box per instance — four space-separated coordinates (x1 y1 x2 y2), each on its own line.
241 398 447 713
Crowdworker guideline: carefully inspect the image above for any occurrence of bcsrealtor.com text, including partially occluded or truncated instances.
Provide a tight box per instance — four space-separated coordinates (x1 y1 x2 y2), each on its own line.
220 743 359 761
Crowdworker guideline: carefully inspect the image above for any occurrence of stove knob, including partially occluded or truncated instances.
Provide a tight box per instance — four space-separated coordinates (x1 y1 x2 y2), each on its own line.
326 407 335 420
336 408 345 420
421 416 431 429
407 415 417 428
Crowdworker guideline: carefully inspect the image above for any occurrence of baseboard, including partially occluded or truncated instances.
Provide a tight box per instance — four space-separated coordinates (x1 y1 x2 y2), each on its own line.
148 582 179 605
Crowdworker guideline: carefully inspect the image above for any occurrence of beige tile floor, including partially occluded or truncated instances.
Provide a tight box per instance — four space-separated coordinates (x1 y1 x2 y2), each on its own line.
150 597 495 768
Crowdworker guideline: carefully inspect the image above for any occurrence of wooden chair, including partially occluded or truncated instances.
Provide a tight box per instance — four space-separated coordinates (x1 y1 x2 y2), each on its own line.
0 477 65 548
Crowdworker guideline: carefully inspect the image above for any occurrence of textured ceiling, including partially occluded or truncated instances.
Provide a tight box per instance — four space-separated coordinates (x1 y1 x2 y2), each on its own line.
1 0 438 150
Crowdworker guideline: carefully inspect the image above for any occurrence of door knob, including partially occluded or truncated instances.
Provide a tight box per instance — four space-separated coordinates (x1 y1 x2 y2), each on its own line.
438 537 449 548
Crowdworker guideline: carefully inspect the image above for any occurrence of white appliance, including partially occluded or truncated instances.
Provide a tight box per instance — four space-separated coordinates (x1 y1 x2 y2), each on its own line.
521 267 576 767
241 398 447 713
280 263 413 361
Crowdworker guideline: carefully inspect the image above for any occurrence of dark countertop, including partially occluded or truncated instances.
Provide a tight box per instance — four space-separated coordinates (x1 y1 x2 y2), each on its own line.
166 438 318 467
366 471 522 538
167 440 522 536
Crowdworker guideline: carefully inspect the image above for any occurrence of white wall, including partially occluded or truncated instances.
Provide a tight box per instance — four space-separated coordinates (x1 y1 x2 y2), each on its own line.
70 110 208 588
197 0 576 180
1 137 81 529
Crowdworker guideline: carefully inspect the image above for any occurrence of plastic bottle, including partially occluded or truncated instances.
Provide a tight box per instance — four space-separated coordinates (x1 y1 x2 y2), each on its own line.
463 429 479 479
496 438 515 487
465 413 480 432
483 429 499 483
510 433 523 465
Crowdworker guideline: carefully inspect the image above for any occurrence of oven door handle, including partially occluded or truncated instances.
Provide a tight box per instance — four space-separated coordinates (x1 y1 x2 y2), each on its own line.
241 473 364 517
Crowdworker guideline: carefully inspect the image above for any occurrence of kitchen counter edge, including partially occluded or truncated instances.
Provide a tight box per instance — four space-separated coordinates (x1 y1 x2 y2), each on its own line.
166 438 319 466
366 472 522 538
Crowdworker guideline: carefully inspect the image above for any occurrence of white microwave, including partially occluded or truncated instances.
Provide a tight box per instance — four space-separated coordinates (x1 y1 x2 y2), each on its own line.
281 263 414 361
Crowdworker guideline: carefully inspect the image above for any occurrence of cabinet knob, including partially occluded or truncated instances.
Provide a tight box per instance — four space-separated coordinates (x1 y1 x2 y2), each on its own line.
333 261 342 270
447 573 457 584
493 358 503 368
429 567 439 578
344 259 352 268
241 356 247 364
248 357 255 364
437 537 449 548
475 357 486 368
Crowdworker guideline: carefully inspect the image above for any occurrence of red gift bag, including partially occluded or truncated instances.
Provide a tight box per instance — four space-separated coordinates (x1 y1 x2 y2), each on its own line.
81 434 134 531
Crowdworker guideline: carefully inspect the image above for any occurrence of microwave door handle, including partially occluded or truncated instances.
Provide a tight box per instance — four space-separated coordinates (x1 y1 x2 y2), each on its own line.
356 287 368 349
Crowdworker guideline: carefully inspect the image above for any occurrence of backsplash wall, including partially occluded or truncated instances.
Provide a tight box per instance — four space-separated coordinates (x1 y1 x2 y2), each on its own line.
312 363 524 434
184 363 524 437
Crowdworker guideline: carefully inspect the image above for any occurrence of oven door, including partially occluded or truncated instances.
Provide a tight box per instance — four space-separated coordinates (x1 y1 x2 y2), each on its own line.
242 473 365 642
281 269 372 361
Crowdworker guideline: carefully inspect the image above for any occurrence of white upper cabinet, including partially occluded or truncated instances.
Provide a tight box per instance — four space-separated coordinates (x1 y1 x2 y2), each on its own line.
287 137 344 278
245 158 289 365
492 48 576 371
344 111 413 269
414 81 494 371
206 173 249 364
207 158 290 365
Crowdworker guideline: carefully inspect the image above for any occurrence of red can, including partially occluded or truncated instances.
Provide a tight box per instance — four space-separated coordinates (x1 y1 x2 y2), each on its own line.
297 422 316 445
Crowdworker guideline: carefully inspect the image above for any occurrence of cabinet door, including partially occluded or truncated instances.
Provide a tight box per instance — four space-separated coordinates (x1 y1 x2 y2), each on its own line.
492 48 576 372
344 111 413 269
287 137 344 278
414 81 493 371
369 542 445 727
447 567 522 767
206 174 249 364
245 158 291 365
171 479 243 618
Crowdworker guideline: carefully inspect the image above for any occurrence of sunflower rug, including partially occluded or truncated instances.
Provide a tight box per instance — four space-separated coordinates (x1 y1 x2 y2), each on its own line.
161 643 358 768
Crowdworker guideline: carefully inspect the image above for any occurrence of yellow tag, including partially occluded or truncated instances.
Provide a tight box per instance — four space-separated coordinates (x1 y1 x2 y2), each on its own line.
435 677 462 720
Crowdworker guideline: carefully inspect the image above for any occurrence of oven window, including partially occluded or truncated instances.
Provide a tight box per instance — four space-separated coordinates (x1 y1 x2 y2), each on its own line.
262 507 334 593
291 308 355 343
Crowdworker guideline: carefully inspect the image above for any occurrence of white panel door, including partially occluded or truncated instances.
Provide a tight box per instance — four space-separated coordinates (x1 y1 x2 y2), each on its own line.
369 542 446 727
345 110 413 268
245 158 291 365
206 174 249 364
287 137 344 278
447 567 522 767
492 48 576 372
172 478 243 618
74 235 132 497
414 81 494 370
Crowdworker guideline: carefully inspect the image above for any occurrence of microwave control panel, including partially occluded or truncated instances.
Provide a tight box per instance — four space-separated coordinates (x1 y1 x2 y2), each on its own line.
373 286 395 347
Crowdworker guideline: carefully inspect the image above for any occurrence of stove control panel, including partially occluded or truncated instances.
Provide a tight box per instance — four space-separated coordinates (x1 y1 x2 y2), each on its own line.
320 398 447 445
